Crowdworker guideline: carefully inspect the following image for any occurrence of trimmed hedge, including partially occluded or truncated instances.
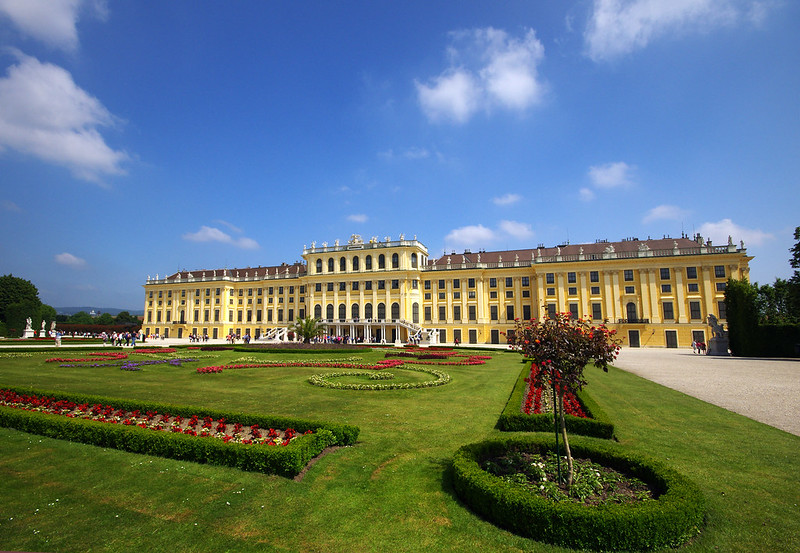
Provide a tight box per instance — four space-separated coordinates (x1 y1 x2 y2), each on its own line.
451 435 705 551
497 360 614 439
0 386 359 477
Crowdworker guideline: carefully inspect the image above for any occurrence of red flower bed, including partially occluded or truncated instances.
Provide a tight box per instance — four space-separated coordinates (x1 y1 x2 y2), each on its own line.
522 363 587 418
0 389 309 446
46 352 129 363
196 359 404 374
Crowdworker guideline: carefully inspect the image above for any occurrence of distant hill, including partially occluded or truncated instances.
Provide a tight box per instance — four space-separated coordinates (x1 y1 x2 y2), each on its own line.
55 307 144 316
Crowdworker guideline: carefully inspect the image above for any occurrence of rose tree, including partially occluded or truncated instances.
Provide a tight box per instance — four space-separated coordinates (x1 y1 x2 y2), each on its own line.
507 312 621 489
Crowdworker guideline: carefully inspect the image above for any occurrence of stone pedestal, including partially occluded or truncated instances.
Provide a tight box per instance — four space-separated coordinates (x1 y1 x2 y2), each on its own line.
707 336 730 356
22 329 36 339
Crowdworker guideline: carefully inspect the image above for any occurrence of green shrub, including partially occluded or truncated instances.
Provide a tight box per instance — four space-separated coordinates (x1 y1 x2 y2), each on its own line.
0 387 359 477
497 360 614 438
451 435 705 551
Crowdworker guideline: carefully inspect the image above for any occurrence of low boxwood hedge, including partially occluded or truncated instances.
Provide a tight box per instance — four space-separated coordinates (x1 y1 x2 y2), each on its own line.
451 435 705 551
0 386 359 477
497 360 614 439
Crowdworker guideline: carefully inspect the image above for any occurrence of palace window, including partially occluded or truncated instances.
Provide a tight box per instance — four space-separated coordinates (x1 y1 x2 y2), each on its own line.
625 286 635 294
661 284 672 293
392 253 399 268
546 273 555 284
505 277 513 287
663 301 674 320
591 286 600 295
715 265 726 278
567 272 576 284
590 271 599 283
686 266 697 279
660 268 670 280
689 301 702 320
365 255 372 270
624 270 634 281
688 283 699 292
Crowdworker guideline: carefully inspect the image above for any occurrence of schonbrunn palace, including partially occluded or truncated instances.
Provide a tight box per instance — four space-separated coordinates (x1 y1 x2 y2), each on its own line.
143 233 751 348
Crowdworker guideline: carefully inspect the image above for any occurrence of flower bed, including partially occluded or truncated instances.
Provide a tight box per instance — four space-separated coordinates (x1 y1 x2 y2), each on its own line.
308 366 451 390
523 362 587 418
196 359 403 374
497 360 614 438
0 387 359 478
452 435 705 551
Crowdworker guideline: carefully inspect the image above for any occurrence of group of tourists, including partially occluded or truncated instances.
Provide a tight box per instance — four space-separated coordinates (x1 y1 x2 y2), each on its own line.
691 340 707 354
101 331 139 347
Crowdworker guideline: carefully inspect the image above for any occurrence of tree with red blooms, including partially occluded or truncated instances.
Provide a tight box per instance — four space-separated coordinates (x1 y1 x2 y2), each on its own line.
507 311 621 489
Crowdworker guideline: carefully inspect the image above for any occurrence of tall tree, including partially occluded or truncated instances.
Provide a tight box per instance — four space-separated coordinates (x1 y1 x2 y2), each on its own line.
725 278 760 356
0 274 41 323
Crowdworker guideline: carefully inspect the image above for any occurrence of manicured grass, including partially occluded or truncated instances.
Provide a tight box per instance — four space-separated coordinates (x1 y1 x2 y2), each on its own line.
0 348 798 552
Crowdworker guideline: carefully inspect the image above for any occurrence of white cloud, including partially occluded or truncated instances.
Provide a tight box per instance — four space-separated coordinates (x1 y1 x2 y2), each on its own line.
55 252 86 268
378 147 431 161
499 220 534 240
697 218 773 247
416 70 480 124
2 199 21 211
588 161 634 188
416 27 546 123
445 220 534 248
492 193 521 206
642 204 690 223
584 0 773 62
445 224 497 247
182 226 260 250
0 53 128 183
347 214 368 223
579 187 596 202
213 219 243 234
0 0 107 51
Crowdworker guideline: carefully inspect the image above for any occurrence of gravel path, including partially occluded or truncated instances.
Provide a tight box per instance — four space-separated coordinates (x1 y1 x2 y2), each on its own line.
612 348 800 436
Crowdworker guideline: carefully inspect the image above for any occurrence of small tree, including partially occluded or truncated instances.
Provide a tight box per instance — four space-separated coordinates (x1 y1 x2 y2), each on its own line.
290 317 326 343
507 312 620 488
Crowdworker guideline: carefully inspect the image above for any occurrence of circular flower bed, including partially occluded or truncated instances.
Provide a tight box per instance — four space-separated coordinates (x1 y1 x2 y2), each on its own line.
452 435 705 551
308 366 450 390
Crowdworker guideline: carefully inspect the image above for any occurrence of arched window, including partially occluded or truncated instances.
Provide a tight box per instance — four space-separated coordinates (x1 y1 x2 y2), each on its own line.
316 259 323 273
340 257 347 272
352 256 359 271
326 304 334 320
391 253 399 268
314 304 322 319
377 302 386 320
391 302 400 320
351 303 360 320
327 258 334 273
364 302 373 319
365 255 372 270
626 302 638 322
411 253 418 268
378 254 386 269
338 303 347 321
412 302 419 324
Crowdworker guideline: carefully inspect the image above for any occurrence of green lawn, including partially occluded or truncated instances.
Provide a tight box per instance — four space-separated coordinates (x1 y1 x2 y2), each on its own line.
0 348 798 552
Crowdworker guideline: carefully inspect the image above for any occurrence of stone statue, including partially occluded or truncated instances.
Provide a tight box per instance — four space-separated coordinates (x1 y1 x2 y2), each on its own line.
707 315 725 338
41 320 46 331
604 244 615 253
25 317 32 331
50 321 56 332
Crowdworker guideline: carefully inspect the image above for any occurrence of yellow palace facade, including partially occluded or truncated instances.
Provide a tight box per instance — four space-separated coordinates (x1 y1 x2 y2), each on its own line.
142 233 751 348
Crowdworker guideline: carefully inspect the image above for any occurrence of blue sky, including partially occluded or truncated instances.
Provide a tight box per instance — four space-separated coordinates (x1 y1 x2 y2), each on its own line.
0 0 797 311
